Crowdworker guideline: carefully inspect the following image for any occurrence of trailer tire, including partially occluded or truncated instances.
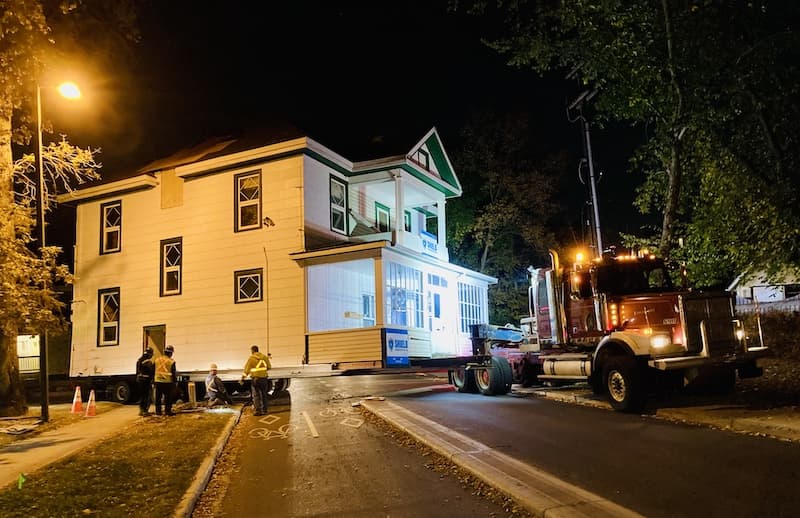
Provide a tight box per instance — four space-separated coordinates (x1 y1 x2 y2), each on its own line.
475 357 509 396
602 357 645 413
272 378 291 395
110 380 135 404
496 357 513 394
452 367 478 393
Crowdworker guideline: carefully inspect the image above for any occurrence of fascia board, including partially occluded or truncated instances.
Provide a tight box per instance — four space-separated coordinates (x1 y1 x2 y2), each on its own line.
56 175 158 204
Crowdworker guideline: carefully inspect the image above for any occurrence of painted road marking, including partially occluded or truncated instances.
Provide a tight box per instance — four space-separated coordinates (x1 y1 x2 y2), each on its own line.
248 424 295 441
302 411 320 438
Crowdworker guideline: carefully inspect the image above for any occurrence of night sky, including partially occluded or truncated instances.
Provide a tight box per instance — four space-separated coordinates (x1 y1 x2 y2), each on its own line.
44 0 645 245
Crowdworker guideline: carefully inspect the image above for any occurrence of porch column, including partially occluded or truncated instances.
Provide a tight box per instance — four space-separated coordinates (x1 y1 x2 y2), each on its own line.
393 170 404 246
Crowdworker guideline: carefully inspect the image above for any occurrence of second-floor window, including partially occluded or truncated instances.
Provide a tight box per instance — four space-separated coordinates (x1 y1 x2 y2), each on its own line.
100 200 122 254
376 203 390 233
98 287 120 346
235 171 261 232
330 176 347 234
160 237 182 296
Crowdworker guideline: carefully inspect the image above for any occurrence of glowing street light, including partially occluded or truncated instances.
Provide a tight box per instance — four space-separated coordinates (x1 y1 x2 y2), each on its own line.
36 80 82 422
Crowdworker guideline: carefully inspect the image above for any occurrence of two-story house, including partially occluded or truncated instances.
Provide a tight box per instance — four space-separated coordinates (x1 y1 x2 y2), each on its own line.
58 124 495 399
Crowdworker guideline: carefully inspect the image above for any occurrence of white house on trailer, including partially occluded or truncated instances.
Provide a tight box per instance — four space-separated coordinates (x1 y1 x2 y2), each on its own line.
58 124 495 395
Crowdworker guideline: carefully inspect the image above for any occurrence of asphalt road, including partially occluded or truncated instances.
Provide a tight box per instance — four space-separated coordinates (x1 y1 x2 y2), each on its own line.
393 389 800 518
194 374 529 517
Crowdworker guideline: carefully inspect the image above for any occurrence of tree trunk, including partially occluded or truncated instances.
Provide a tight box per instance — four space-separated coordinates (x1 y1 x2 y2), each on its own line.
0 101 28 416
659 139 682 259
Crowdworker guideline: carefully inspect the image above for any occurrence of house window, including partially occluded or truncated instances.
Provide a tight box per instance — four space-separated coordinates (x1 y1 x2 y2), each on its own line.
160 237 182 296
411 148 430 170
386 262 423 328
98 287 120 346
404 210 411 232
362 294 375 327
330 176 347 234
235 268 263 303
376 203 390 233
235 171 261 232
458 282 487 333
100 201 122 254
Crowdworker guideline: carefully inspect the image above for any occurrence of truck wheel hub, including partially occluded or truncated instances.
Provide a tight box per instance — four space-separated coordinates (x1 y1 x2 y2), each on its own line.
608 371 626 402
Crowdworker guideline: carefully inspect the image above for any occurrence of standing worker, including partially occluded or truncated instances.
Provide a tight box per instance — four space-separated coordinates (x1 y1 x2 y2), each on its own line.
154 345 177 416
135 347 155 416
241 345 271 416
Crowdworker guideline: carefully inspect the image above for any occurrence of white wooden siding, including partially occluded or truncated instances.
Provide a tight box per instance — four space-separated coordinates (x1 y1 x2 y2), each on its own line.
70 156 306 376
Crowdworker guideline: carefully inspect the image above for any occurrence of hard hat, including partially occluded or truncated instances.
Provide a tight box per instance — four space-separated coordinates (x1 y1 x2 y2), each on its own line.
165 345 174 354
210 363 218 370
144 346 153 355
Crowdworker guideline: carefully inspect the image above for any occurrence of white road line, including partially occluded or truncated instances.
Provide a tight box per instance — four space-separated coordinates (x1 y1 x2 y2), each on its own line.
301 411 320 438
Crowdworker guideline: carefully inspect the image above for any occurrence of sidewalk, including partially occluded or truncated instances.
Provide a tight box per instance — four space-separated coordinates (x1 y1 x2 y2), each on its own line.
0 405 140 490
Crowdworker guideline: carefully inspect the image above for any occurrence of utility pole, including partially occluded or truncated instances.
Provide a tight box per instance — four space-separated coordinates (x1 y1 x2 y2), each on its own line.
567 89 603 259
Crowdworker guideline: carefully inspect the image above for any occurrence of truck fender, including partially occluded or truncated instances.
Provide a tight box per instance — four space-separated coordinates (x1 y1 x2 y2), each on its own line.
592 338 635 374
600 331 653 357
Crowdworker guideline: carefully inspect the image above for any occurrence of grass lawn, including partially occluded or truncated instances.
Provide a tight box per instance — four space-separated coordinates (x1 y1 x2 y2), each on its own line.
0 407 237 517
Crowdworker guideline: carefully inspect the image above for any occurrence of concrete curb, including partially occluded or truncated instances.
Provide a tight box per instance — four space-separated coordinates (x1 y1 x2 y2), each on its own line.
362 398 643 518
174 407 243 518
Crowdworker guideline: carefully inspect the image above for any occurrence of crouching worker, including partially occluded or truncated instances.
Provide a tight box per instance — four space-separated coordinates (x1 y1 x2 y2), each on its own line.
205 363 234 407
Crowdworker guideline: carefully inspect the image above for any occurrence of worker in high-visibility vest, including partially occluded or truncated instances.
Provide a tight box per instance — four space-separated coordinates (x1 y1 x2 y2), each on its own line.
241 345 271 416
154 345 177 416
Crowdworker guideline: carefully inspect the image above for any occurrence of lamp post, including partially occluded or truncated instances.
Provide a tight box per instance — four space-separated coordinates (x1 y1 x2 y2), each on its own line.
35 81 81 422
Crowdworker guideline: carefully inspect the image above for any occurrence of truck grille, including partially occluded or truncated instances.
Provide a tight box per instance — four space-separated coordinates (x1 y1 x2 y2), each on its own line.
681 293 736 356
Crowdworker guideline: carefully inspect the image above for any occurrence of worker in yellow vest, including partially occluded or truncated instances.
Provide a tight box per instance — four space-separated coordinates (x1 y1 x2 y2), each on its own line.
154 345 177 416
241 345 271 416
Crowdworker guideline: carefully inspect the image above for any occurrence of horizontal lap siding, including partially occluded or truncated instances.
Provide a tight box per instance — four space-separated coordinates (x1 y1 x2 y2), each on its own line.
307 328 383 364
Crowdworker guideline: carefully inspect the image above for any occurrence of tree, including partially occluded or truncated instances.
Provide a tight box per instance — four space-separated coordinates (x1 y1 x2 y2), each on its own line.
0 1 138 416
457 1 800 286
448 110 567 324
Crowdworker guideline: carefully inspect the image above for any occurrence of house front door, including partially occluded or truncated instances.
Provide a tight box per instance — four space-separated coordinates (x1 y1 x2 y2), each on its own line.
427 275 455 356
143 325 166 355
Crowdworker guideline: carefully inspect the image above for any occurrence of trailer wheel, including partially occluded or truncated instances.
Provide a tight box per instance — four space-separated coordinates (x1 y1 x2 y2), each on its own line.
110 380 135 404
272 378 291 395
475 357 509 396
496 357 513 394
602 357 645 412
452 367 478 393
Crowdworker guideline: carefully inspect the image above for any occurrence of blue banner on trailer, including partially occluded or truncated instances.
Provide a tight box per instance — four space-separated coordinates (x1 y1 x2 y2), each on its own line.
382 328 410 367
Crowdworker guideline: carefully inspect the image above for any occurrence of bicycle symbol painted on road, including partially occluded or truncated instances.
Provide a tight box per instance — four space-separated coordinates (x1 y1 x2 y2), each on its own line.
249 423 296 441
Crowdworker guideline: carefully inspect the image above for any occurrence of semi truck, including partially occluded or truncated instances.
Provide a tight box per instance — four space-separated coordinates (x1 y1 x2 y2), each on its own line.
456 249 770 411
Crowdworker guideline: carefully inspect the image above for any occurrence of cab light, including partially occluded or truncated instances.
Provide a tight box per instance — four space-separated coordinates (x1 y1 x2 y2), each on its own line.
609 303 618 327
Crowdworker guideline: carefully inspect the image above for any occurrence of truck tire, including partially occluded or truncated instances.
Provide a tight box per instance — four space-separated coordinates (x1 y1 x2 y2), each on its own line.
602 357 645 412
496 357 513 394
110 380 135 404
452 367 478 393
475 357 509 396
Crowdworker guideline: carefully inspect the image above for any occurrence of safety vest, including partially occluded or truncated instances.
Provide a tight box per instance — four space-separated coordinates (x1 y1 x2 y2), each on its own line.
250 358 268 378
154 356 175 383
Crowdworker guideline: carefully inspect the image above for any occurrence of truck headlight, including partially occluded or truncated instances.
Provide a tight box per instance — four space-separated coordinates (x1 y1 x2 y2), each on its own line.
651 334 671 349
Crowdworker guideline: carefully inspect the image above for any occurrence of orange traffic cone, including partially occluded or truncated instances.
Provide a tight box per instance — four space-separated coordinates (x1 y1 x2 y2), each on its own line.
70 386 83 414
84 389 97 417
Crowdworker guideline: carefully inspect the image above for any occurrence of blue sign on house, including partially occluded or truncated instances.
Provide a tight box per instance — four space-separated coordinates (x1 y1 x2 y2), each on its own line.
383 328 410 367
420 230 438 257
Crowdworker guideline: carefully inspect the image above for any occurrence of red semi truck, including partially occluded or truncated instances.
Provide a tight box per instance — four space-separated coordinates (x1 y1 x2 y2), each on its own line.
452 249 769 412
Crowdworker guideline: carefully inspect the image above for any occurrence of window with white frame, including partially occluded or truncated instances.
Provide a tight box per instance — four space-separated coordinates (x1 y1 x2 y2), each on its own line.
411 148 430 170
100 200 122 254
98 287 120 346
307 259 375 331
160 237 182 296
235 171 261 232
330 176 347 234
458 282 487 333
362 294 375 327
376 203 390 232
386 262 423 328
235 268 263 303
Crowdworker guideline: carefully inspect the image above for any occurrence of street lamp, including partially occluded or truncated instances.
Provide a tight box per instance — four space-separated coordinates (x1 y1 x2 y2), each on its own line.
36 81 82 422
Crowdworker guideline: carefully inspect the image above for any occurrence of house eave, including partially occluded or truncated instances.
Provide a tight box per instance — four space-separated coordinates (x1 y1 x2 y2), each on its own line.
55 175 159 204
